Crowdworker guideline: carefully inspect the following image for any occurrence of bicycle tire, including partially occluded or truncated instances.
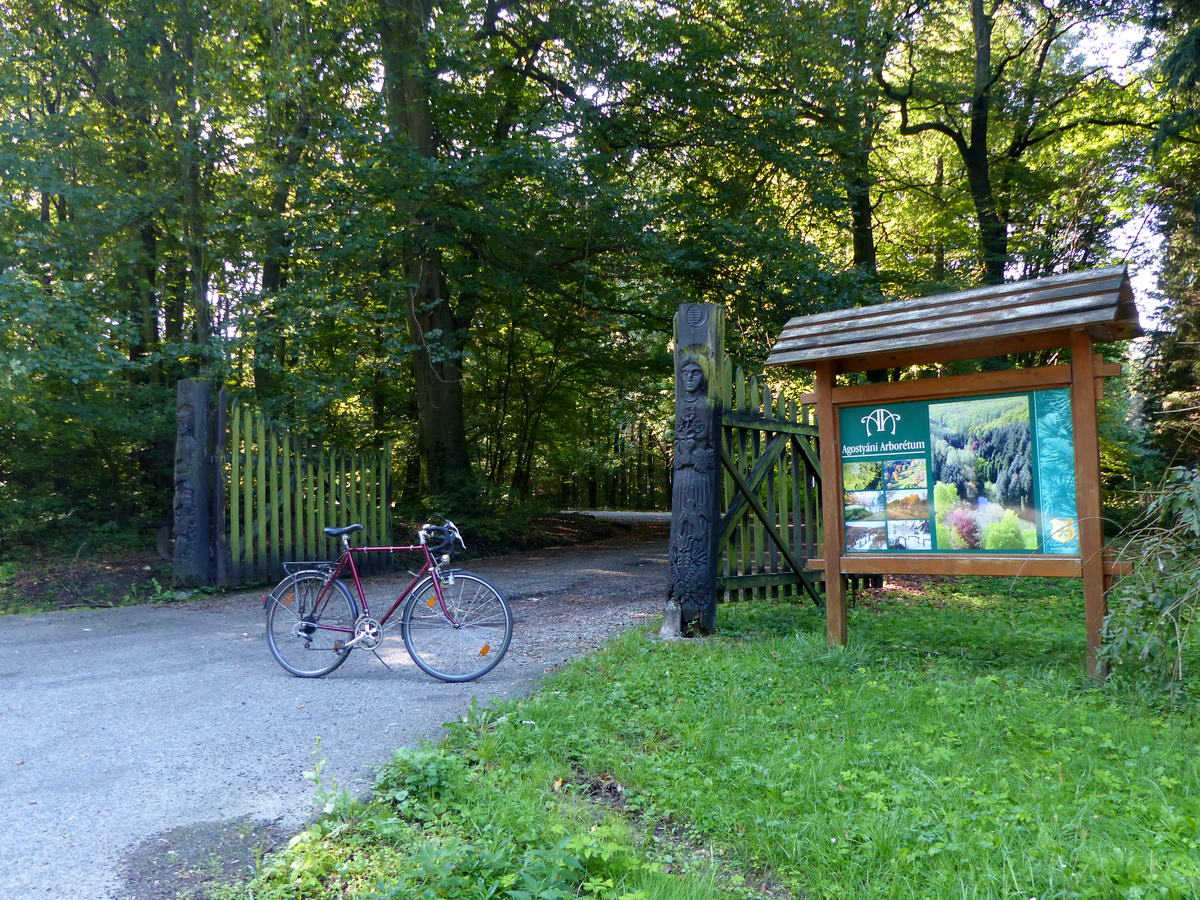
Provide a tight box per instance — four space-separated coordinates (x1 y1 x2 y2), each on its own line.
266 571 358 677
401 572 513 682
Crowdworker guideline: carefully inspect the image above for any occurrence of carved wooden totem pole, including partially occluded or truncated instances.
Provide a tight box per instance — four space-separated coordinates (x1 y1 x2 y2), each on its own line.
173 379 213 587
662 303 723 638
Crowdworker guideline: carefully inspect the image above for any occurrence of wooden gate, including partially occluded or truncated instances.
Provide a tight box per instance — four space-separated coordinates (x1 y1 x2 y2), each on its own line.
718 366 823 606
217 394 393 586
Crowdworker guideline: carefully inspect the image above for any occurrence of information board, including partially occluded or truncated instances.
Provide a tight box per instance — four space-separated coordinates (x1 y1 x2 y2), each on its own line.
838 390 1080 555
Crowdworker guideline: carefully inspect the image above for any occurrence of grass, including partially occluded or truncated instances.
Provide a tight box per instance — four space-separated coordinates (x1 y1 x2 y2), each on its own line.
219 577 1200 899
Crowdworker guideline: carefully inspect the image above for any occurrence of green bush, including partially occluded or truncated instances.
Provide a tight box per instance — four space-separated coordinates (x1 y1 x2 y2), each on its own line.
375 747 468 820
1102 466 1200 694
935 523 952 549
983 509 1026 550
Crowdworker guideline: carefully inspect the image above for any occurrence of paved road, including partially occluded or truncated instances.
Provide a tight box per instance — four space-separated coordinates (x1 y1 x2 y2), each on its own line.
564 509 671 525
0 533 666 900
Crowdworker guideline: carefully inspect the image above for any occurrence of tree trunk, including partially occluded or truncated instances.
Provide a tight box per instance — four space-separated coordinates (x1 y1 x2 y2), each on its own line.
379 0 473 495
848 162 877 277
969 0 1007 285
933 156 946 281
965 145 1008 285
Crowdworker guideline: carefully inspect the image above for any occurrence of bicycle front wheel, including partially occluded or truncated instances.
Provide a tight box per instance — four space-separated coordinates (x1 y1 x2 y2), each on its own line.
401 572 513 682
266 572 358 677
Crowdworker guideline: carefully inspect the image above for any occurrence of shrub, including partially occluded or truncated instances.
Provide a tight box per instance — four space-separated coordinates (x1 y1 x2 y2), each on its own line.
983 510 1026 550
933 480 959 511
1102 466 1200 694
936 523 952 548
948 506 981 549
375 746 468 819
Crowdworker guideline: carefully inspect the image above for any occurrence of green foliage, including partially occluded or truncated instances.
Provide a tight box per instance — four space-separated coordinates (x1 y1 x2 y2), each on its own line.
0 0 1181 555
118 577 184 606
932 480 959 512
1102 466 1200 694
231 741 696 900
982 509 1027 550
375 747 468 821
842 461 883 491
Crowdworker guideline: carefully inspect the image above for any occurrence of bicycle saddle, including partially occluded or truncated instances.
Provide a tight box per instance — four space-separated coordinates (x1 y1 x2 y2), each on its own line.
324 524 364 537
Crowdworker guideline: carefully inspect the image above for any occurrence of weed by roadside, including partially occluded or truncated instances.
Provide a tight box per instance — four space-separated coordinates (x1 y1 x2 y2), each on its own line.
215 734 744 900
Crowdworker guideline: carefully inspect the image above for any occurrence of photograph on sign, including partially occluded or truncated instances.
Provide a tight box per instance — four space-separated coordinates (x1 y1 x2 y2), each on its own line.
888 520 931 550
884 459 926 489
843 460 883 490
846 521 887 551
930 395 1034 551
839 390 1080 556
844 491 884 521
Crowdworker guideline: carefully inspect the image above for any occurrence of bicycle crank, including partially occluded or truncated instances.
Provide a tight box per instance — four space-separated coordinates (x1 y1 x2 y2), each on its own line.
342 615 383 650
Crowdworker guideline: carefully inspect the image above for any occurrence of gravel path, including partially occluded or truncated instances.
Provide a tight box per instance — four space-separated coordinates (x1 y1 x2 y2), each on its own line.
0 529 666 900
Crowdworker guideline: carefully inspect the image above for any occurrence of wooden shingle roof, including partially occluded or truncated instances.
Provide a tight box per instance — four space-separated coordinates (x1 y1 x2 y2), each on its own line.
766 266 1140 373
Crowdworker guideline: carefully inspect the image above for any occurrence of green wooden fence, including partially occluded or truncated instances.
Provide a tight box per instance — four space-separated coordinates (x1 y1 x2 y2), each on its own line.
717 366 823 605
217 394 393 585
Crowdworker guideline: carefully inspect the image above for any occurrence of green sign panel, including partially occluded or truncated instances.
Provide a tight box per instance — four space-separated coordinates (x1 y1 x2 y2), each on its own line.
838 390 1080 555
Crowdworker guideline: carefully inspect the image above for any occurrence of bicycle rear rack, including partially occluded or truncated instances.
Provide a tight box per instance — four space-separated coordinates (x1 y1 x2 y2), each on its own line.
281 561 338 576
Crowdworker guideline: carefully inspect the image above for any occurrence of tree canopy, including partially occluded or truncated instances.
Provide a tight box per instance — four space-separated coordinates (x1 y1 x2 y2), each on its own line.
0 0 1191 549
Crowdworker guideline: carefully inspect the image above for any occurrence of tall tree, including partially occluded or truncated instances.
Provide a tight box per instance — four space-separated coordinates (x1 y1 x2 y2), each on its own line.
877 0 1146 283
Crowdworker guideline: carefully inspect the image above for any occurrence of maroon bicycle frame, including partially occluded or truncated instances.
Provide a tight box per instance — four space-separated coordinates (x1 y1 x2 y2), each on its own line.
301 541 454 636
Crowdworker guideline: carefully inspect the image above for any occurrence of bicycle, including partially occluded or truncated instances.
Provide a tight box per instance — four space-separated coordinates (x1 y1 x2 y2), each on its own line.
264 519 513 682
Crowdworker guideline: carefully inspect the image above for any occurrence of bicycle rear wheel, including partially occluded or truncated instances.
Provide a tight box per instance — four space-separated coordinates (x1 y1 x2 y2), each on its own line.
401 572 512 682
266 572 358 677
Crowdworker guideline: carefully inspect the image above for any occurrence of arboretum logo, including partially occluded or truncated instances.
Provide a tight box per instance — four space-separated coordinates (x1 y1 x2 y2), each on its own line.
861 408 901 436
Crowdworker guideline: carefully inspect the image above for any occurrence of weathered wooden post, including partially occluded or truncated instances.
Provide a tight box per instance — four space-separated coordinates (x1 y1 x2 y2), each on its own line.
662 303 724 638
173 379 214 587
1070 329 1107 677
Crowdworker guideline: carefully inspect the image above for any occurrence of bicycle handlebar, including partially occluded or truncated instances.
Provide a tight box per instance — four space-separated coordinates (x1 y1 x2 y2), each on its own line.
421 518 465 554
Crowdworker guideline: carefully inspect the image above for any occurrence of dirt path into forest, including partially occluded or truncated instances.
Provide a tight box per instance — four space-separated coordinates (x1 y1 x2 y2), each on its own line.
0 525 667 900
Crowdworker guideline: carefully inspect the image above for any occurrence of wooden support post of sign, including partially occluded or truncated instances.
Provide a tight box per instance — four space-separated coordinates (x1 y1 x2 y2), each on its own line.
1071 329 1107 678
814 360 847 646
663 302 724 638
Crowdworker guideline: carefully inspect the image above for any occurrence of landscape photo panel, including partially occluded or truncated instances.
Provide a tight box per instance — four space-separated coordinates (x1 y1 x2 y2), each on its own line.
884 458 927 490
928 395 1038 552
846 521 887 552
888 520 931 551
844 490 885 521
885 488 928 519
843 460 883 491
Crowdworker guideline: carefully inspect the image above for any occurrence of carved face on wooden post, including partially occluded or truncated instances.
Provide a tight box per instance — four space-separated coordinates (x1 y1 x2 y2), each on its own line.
681 358 706 396
669 350 718 631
